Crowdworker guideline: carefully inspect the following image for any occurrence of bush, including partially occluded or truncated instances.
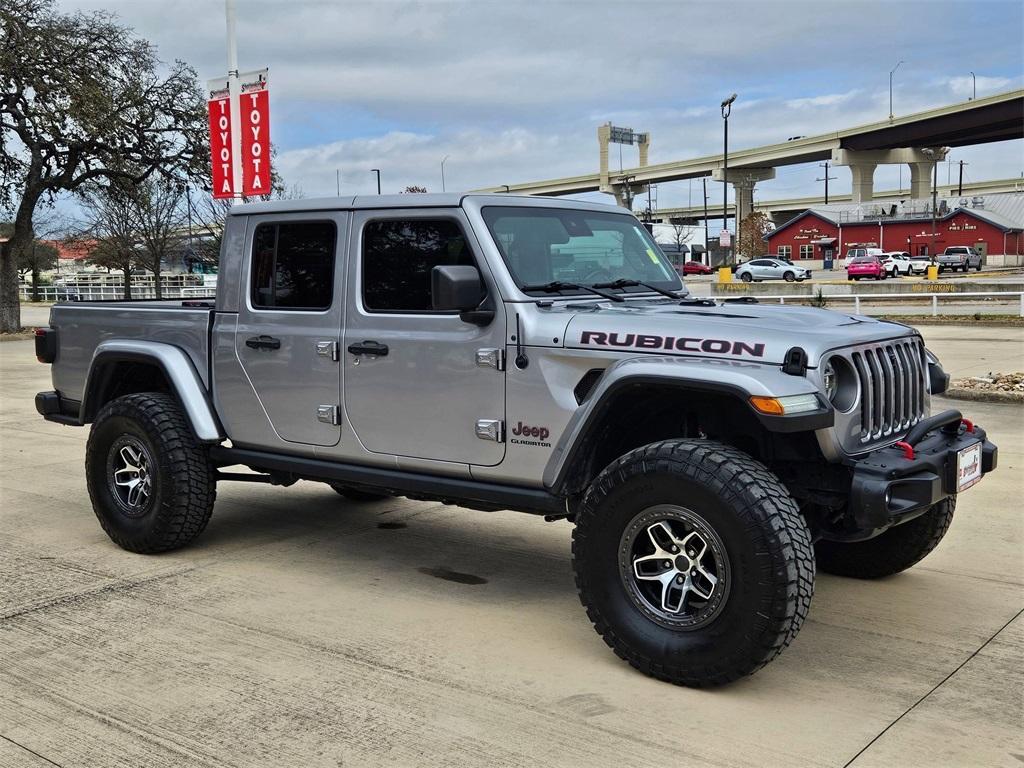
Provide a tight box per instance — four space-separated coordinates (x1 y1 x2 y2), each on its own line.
809 288 828 308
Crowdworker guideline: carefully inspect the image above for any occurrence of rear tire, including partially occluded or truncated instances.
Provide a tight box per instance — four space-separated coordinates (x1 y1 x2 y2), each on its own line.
86 393 216 553
573 440 814 687
815 498 955 579
330 484 390 502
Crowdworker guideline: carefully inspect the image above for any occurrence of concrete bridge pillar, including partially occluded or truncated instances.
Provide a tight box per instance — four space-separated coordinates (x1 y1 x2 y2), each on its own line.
908 161 936 200
833 147 949 203
711 167 776 227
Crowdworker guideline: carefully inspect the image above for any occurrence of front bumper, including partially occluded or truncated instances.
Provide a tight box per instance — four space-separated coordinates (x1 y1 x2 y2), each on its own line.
845 410 997 539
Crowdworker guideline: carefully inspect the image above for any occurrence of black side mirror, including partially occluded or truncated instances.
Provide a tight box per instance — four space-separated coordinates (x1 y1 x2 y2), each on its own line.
431 265 493 325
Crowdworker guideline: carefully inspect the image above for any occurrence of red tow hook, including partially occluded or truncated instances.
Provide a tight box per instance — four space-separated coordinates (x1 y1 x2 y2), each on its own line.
961 418 975 434
894 441 915 460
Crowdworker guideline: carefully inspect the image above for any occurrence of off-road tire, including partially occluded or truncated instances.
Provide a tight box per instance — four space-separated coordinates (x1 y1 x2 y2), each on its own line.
815 498 955 579
86 392 216 553
572 440 815 687
330 484 390 502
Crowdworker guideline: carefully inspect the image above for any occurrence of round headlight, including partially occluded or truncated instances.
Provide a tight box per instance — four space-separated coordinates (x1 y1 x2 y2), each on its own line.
823 359 838 402
823 356 858 412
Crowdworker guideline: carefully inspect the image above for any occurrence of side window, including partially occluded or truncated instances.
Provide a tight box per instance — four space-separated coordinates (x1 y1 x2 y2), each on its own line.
251 221 336 310
362 219 476 312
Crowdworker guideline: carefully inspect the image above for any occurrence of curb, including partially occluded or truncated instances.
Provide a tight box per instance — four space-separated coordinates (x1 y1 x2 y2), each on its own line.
943 387 1024 405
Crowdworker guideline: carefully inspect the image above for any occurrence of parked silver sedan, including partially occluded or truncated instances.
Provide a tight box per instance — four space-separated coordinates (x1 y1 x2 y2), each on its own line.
735 258 812 282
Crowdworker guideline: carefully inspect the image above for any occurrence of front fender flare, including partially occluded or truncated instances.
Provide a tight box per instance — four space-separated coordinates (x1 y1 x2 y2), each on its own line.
82 340 223 443
542 355 832 492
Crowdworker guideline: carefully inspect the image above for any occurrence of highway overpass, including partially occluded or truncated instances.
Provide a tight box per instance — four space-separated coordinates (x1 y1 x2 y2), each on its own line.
648 177 1024 224
475 89 1024 223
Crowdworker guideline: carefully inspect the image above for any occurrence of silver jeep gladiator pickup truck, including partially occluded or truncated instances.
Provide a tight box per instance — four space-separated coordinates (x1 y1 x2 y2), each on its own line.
35 194 997 687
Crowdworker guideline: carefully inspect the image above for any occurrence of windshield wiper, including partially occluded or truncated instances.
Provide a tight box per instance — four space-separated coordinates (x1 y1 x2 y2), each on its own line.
521 281 625 302
592 278 685 301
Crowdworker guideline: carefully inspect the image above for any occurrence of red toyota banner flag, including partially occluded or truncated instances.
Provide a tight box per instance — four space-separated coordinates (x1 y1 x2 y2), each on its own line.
240 70 270 197
206 80 234 199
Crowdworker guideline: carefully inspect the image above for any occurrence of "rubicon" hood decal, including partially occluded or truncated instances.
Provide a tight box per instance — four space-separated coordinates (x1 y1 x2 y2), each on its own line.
579 330 765 358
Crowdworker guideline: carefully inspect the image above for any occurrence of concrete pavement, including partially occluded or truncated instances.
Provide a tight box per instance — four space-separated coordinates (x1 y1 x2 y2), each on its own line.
1 328 1022 768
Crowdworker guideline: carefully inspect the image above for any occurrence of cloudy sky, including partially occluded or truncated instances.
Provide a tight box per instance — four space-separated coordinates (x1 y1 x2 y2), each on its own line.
56 0 1024 211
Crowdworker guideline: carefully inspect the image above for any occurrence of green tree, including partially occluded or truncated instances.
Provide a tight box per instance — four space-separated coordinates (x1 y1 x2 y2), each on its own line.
0 0 207 330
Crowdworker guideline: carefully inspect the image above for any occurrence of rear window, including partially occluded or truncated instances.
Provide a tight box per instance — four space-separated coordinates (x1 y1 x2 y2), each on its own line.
851 256 876 264
251 221 336 310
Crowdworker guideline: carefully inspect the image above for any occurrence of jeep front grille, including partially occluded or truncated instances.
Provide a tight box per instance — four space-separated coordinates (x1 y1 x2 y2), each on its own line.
850 339 927 443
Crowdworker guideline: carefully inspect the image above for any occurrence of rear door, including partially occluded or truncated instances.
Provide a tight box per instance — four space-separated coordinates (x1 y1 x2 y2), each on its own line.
234 212 347 446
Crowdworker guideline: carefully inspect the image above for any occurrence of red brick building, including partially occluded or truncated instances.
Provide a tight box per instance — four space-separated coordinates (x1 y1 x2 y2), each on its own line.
764 195 1023 261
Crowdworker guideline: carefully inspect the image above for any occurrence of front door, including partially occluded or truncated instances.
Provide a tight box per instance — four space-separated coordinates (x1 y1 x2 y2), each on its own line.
343 210 506 466
234 212 347 447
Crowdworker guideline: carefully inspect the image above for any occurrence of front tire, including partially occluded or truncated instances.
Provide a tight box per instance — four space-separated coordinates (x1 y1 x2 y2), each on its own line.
741 272 753 283
784 271 795 282
572 440 814 687
86 393 216 553
815 498 955 579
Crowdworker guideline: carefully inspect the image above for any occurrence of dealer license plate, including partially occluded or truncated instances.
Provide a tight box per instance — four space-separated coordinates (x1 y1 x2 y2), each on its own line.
956 442 983 492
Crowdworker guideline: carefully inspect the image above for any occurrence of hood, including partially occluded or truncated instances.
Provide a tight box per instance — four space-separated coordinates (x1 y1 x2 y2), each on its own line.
557 299 917 366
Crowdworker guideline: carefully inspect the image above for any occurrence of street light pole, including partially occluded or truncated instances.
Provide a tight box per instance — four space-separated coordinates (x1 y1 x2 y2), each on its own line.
440 155 450 192
889 60 904 121
721 93 736 262
371 169 381 195
225 0 242 201
969 71 976 100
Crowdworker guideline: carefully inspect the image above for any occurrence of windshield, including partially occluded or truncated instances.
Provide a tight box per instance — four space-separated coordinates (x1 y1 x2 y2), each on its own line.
481 206 683 296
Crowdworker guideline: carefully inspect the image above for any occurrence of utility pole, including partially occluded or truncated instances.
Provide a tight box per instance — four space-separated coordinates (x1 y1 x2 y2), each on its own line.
930 161 938 257
958 160 967 196
225 0 242 201
817 162 837 204
371 169 381 195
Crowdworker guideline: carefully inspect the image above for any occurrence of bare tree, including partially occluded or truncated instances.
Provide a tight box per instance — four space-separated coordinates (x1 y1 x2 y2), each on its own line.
80 181 142 299
1 218 60 301
133 179 185 298
670 224 693 253
0 0 207 330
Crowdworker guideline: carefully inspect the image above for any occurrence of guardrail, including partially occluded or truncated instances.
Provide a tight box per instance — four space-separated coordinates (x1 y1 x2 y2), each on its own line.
19 285 217 302
750 290 1024 317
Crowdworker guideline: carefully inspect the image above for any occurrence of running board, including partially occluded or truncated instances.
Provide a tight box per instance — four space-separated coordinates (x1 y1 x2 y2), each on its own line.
209 446 565 515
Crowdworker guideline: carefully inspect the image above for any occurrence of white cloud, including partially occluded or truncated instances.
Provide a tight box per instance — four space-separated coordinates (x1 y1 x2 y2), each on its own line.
944 75 1013 99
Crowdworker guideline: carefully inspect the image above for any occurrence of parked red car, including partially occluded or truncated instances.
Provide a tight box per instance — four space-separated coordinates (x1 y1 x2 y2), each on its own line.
677 260 713 276
846 255 886 281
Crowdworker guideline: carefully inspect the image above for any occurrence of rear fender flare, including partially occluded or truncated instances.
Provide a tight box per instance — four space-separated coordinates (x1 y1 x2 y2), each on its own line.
82 340 223 443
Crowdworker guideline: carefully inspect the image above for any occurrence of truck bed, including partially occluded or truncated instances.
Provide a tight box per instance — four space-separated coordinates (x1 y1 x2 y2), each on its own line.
49 300 215 404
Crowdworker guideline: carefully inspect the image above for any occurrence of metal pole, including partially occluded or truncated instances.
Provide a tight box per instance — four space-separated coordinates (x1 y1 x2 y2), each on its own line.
889 60 903 121
702 177 709 262
723 113 728 258
930 161 938 257
185 185 194 248
372 169 381 195
441 155 449 192
970 71 976 100
336 169 340 196
932 294 938 317
958 161 965 197
225 0 242 201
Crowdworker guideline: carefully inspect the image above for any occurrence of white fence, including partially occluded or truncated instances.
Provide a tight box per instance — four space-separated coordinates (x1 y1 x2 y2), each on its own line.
19 273 217 302
748 290 1024 317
